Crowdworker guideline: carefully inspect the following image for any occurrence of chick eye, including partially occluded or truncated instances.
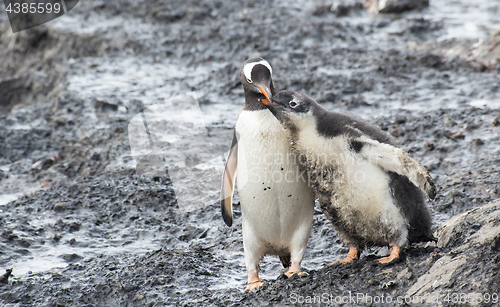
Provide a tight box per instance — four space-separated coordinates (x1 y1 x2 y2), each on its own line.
289 101 298 108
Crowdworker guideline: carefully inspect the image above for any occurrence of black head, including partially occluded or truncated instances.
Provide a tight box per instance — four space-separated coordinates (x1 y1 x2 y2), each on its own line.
271 90 314 114
240 58 276 110
265 90 318 131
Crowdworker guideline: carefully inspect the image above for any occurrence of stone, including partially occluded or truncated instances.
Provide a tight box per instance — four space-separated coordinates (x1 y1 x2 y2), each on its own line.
53 202 67 212
405 200 500 306
365 0 429 14
437 200 500 249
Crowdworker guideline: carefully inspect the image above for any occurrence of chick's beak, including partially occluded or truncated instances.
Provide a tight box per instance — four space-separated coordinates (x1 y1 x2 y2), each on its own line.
258 86 272 105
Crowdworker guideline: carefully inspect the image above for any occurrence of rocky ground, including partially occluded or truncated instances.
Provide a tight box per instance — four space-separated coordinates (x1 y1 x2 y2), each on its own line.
0 0 499 306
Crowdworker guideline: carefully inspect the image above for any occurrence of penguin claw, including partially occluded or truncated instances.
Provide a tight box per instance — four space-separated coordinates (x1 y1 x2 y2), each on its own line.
328 246 359 265
375 246 401 265
284 270 307 278
375 255 400 265
328 257 356 265
245 279 264 292
283 261 304 278
329 260 345 265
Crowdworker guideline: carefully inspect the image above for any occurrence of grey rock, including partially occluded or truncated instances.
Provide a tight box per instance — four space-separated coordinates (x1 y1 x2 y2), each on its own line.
365 0 429 13
437 199 500 250
406 200 500 305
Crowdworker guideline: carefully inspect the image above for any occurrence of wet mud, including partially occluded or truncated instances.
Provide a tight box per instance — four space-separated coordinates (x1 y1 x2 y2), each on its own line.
0 0 499 306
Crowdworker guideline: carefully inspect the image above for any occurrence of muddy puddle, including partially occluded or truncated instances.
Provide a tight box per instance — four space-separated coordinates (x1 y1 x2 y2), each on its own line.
0 0 499 305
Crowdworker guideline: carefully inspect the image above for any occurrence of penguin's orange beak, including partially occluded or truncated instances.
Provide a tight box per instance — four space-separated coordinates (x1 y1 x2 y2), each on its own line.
258 86 272 105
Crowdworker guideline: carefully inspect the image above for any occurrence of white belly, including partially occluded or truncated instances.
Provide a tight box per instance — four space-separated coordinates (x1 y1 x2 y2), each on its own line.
331 153 408 246
235 110 314 254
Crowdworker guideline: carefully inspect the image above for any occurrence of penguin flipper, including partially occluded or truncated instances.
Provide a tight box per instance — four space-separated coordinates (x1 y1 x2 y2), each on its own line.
358 139 436 199
221 130 238 226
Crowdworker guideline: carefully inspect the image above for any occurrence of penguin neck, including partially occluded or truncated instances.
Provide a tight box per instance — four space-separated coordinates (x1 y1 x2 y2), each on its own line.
242 90 269 111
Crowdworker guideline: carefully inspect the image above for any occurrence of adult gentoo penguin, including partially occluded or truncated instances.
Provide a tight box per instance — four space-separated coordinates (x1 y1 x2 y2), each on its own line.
221 59 315 291
263 90 436 264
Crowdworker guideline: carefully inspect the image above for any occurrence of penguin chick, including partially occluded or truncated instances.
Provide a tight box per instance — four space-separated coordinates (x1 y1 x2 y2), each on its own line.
264 90 436 265
221 61 315 291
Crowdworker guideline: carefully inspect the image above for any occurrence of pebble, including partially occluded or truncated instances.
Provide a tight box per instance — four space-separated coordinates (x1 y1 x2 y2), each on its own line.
134 294 144 301
0 269 13 284
396 268 413 280
366 0 429 14
471 138 485 146
53 202 67 212
448 131 465 139
493 116 500 127
52 117 67 125
381 280 397 289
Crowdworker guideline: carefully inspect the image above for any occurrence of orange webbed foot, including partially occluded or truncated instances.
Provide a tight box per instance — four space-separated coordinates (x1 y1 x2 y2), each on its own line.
328 246 359 265
284 270 308 278
246 269 263 292
245 279 264 292
376 246 401 264
284 261 307 278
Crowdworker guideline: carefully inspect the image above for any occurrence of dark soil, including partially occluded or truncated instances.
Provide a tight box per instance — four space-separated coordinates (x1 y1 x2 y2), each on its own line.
0 0 499 306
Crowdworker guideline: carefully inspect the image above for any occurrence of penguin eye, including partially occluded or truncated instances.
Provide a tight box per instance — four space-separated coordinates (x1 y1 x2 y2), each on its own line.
246 78 252 84
289 101 298 108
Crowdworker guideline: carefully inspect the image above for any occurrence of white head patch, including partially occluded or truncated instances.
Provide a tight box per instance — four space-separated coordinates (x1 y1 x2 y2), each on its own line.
243 59 272 83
